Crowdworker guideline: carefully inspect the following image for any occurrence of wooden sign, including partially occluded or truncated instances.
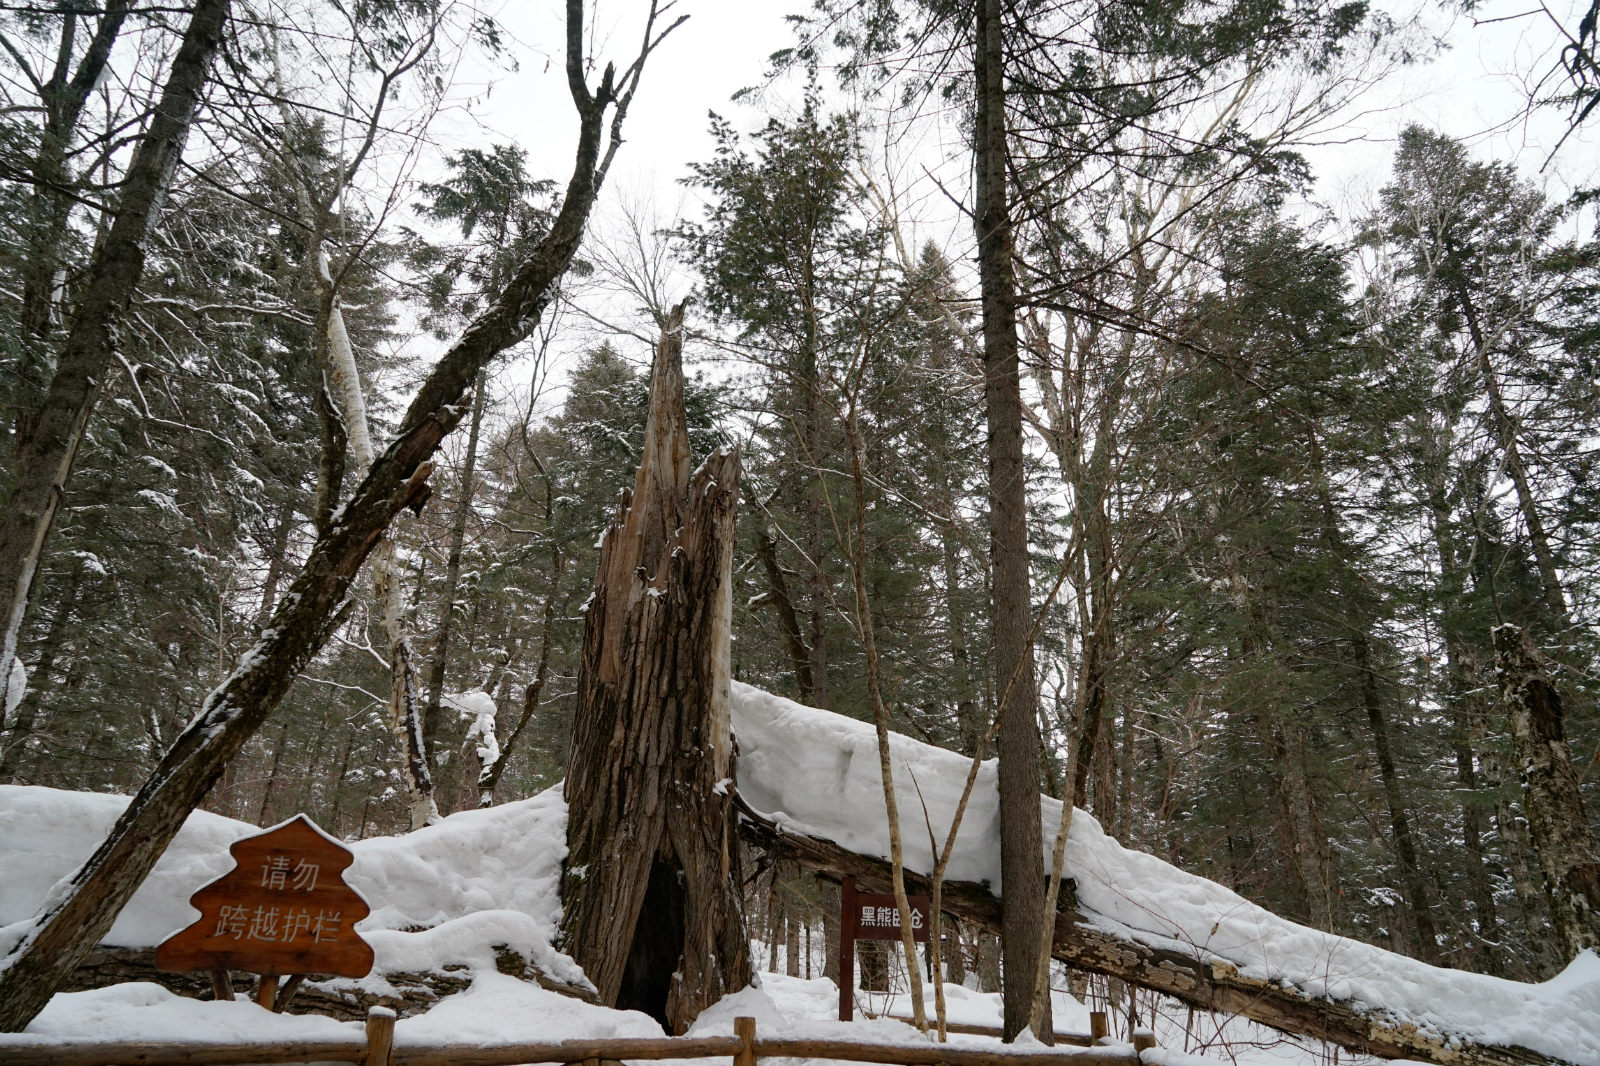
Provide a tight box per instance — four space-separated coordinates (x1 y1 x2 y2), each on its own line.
155 814 374 980
838 875 931 1021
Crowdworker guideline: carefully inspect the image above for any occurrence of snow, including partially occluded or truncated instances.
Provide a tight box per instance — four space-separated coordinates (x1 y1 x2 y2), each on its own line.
0 781 583 987
0 982 360 1047
4 654 25 717
2 682 1598 1066
729 682 1600 1066
447 690 501 770
393 970 660 1047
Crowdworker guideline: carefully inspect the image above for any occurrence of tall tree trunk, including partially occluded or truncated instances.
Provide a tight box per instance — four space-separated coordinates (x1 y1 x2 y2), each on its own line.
256 716 293 826
0 0 229 719
0 2 641 1021
975 0 1050 1042
1492 624 1600 963
785 865 801 978
1363 676 1438 961
423 371 488 764
819 875 841 983
945 916 967 984
1453 282 1569 629
859 939 889 992
478 569 559 806
751 518 813 704
1411 416 1503 968
558 304 750 1034
13 2 130 442
0 566 80 779
257 500 294 618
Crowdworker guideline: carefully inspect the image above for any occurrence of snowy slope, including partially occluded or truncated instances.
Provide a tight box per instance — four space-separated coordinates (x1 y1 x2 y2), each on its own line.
730 682 1600 1066
0 781 586 988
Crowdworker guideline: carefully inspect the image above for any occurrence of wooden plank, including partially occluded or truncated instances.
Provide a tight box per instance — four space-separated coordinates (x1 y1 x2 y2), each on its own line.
863 1013 1093 1045
393 1036 742 1066
0 1032 1135 1066
752 1040 1139 1066
0 1041 366 1065
391 1038 1133 1066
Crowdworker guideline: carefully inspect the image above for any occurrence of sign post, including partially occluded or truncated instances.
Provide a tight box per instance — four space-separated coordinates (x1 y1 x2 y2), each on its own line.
838 875 930 1022
156 814 374 1009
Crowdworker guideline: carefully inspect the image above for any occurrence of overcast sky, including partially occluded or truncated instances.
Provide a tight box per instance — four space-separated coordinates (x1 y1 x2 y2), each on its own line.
419 0 1598 411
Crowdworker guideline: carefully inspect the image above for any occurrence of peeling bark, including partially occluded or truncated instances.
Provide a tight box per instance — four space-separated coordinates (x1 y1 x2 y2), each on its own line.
1493 624 1600 963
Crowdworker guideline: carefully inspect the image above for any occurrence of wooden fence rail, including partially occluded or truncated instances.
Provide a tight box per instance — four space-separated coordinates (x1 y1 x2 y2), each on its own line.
0 1010 1152 1066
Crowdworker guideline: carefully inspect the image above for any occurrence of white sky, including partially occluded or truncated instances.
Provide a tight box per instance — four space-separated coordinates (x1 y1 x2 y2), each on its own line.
422 0 1599 411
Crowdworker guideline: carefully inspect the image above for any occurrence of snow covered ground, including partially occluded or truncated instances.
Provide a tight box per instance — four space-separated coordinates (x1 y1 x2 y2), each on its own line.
0 681 1597 1066
0 779 587 993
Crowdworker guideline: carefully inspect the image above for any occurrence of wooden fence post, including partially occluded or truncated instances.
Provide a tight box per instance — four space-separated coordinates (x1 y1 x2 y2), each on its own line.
208 968 234 1002
1090 1012 1108 1043
256 974 278 1010
1132 1030 1156 1054
275 973 306 1013
735 1016 757 1066
366 1005 396 1066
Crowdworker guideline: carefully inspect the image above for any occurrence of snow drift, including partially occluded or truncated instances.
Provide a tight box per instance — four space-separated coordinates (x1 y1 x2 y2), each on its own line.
0 780 586 990
730 681 1600 1066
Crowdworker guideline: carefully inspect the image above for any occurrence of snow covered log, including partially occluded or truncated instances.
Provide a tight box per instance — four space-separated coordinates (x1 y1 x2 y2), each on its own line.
559 304 750 1032
729 683 1600 1066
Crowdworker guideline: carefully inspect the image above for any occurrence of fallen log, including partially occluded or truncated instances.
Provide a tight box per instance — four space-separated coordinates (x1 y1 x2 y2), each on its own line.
62 944 597 1021
737 799 1559 1066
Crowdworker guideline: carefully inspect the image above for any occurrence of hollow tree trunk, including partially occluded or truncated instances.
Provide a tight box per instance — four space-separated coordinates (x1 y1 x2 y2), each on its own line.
558 303 749 1034
1492 624 1600 963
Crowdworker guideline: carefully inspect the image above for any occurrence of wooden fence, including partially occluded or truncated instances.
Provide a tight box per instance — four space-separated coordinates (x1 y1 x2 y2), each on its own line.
0 1010 1157 1066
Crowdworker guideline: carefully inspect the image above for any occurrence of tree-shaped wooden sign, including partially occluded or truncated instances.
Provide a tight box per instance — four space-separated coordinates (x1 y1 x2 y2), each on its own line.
156 814 373 1008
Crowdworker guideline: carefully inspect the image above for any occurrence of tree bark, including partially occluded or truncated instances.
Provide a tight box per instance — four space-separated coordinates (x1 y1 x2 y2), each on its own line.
558 304 750 1034
750 518 813 704
0 565 80 778
1362 675 1437 961
1492 623 1600 963
423 371 489 764
1453 284 1570 630
974 0 1050 1042
13 1 130 435
0 0 642 1024
818 874 841 983
0 0 229 723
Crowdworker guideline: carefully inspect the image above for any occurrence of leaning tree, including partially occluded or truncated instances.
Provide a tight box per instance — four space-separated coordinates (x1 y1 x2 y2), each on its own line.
559 303 751 1033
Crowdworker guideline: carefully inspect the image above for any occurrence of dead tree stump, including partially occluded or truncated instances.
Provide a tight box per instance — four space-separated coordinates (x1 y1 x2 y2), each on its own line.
559 303 749 1033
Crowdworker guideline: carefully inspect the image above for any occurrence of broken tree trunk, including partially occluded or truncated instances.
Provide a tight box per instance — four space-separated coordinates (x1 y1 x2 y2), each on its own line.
739 801 1559 1066
1492 623 1600 963
559 303 750 1034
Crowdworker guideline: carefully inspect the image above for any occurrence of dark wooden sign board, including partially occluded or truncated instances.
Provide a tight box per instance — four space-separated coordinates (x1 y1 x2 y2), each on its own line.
156 814 373 1009
838 875 930 1022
